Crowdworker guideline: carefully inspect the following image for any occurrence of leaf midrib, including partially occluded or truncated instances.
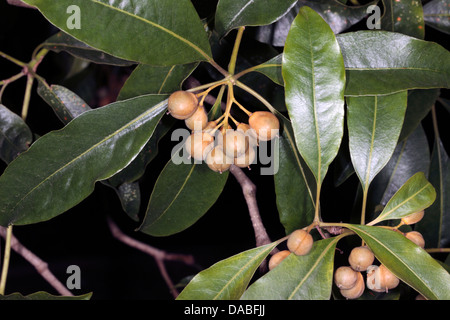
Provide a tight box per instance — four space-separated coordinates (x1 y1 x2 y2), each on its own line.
91 0 212 62
7 99 166 219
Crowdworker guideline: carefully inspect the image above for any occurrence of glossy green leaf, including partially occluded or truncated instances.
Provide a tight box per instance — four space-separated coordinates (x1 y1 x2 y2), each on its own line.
139 153 229 236
336 31 450 96
43 31 134 66
251 54 283 86
0 291 92 300
23 0 212 66
177 241 279 300
114 181 141 221
380 0 425 39
241 236 342 300
255 0 379 46
283 6 345 185
274 133 315 234
0 95 168 226
345 224 450 300
399 89 440 142
368 172 436 226
37 81 92 125
347 91 407 191
117 63 198 101
215 0 297 36
368 125 430 222
0 104 32 164
416 138 450 248
423 0 450 35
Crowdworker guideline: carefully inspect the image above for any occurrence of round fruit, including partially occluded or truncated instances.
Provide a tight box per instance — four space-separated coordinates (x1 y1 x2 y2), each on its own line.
205 146 233 173
401 210 424 225
348 246 375 272
234 145 256 168
268 250 291 270
223 129 249 158
185 105 208 130
185 132 214 161
287 229 314 256
248 111 279 141
168 90 198 120
405 231 425 248
366 264 399 293
237 123 258 146
340 271 365 299
334 266 359 290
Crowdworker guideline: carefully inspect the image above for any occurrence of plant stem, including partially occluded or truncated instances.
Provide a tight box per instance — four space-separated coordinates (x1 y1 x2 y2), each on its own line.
235 80 277 113
21 74 34 121
0 226 13 295
228 27 245 75
361 187 369 225
0 51 26 67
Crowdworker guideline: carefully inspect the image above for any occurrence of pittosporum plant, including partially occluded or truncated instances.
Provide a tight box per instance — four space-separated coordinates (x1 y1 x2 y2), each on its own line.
0 0 449 300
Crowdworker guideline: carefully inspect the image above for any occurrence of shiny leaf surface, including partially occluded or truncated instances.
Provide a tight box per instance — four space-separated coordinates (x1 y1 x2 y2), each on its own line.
368 172 436 225
241 237 342 300
23 0 212 65
177 241 279 300
347 92 407 191
283 6 345 184
0 95 168 226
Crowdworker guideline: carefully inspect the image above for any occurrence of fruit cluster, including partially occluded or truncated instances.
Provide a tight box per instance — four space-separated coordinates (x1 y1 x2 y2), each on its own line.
167 90 280 173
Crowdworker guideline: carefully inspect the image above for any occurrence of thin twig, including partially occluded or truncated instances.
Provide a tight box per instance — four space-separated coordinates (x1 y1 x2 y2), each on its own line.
106 217 195 299
229 165 272 248
0 226 73 296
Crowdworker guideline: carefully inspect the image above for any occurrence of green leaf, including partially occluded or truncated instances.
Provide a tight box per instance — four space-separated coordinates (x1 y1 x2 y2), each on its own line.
23 0 212 66
416 138 450 248
114 181 141 222
0 95 168 226
139 153 229 236
368 125 430 222
368 172 436 226
423 0 450 35
117 63 198 101
255 0 380 46
241 237 342 300
177 241 280 300
0 104 32 164
344 224 450 300
274 133 315 234
282 6 346 185
215 0 297 36
43 31 134 66
251 54 283 86
399 89 440 142
336 31 450 96
347 91 407 191
380 0 425 39
0 291 92 300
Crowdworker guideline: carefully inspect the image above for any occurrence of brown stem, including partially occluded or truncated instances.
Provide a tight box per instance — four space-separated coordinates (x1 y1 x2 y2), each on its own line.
229 165 272 248
0 226 73 296
106 217 195 299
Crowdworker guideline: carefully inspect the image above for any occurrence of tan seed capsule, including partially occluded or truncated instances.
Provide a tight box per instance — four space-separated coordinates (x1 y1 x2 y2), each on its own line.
185 105 208 131
334 266 359 290
223 129 249 158
348 246 375 272
405 231 425 248
287 229 314 256
248 111 279 141
268 250 291 270
168 91 198 120
401 210 425 225
340 272 365 299
205 146 233 173
185 132 214 161
234 145 256 168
